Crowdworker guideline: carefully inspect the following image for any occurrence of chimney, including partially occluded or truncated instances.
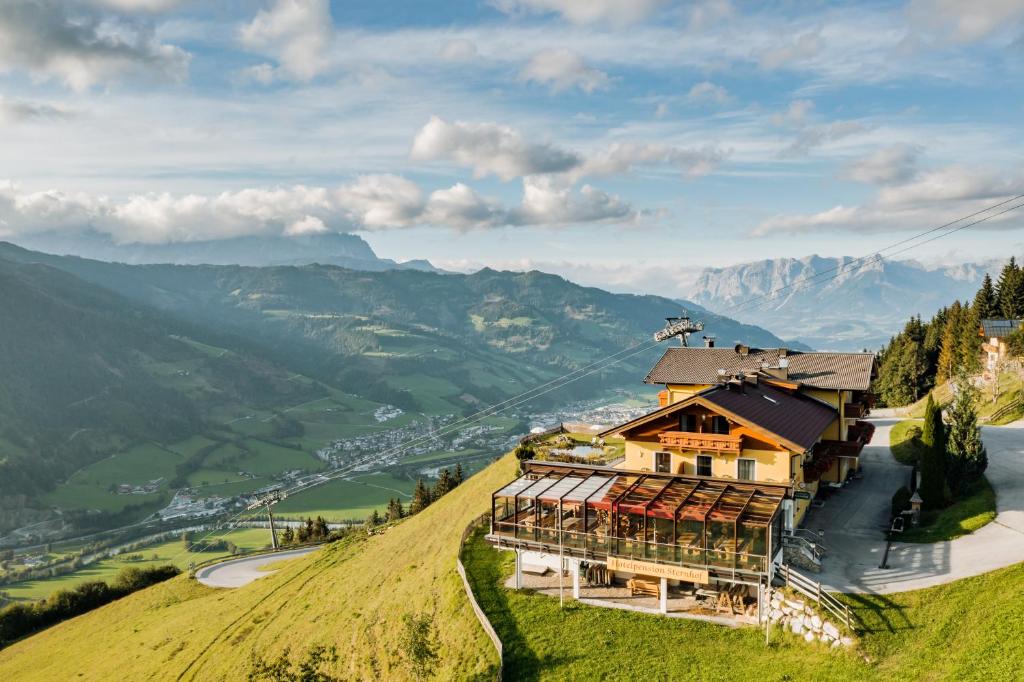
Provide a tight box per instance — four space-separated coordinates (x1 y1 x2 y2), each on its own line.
761 357 790 381
735 343 750 356
703 335 715 348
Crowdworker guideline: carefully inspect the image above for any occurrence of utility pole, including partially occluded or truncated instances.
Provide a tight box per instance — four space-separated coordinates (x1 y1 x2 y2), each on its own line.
246 490 286 550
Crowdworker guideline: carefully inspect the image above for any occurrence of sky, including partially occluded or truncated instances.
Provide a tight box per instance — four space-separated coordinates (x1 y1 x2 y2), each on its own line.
0 0 1023 297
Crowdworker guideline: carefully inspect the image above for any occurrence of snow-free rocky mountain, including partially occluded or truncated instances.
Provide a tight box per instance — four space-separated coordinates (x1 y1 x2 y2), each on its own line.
691 255 994 350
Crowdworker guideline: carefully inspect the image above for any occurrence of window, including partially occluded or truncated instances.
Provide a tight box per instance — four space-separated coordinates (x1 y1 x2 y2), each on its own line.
655 451 671 473
697 455 712 477
737 458 756 481
710 416 730 435
678 413 696 432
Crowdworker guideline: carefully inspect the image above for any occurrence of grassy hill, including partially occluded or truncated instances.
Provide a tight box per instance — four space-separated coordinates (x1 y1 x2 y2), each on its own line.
2 453 1023 680
0 455 517 681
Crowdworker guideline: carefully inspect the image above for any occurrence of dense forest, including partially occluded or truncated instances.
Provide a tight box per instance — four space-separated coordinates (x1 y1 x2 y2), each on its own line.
874 257 1024 406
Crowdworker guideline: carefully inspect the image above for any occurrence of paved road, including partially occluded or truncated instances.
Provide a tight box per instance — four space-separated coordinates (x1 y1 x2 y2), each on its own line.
195 547 320 588
810 419 1024 594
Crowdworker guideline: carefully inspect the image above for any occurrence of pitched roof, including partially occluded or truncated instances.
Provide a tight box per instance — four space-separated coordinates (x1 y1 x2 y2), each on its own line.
603 381 837 452
644 347 875 391
981 319 1022 338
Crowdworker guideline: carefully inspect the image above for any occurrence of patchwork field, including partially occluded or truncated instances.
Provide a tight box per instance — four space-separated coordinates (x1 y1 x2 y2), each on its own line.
2 529 272 601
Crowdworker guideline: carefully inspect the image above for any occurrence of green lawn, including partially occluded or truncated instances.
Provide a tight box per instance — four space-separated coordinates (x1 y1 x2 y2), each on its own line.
889 419 925 465
462 528 1024 681
899 477 997 543
2 529 272 601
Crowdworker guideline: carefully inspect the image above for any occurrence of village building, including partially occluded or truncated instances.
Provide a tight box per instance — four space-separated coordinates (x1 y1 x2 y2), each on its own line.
979 319 1022 377
487 344 876 622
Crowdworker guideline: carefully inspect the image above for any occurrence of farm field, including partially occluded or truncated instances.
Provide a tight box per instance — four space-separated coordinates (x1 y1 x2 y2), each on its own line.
272 472 417 522
2 528 272 601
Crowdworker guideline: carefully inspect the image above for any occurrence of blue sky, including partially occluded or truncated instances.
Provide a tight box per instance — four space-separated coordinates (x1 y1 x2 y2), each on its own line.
0 0 1022 296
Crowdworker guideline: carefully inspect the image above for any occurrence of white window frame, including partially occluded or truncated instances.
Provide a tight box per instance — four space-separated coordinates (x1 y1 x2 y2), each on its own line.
737 457 756 481
654 451 671 473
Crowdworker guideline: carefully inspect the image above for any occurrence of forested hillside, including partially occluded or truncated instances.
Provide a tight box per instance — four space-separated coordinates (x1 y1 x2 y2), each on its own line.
873 257 1024 405
0 256 324 528
0 242 792 411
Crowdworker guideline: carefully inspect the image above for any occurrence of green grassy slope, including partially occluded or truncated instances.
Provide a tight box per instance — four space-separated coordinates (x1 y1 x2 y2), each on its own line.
463 529 1024 681
0 456 518 681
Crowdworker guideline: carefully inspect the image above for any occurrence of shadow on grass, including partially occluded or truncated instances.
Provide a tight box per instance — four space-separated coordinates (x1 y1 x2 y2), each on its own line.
842 591 913 637
460 528 577 681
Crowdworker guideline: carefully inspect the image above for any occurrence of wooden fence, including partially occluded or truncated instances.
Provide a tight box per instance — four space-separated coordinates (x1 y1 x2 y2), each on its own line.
778 563 855 631
456 513 504 681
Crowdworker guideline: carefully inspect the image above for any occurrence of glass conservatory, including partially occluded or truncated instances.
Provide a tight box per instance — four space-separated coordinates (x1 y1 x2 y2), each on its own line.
490 461 786 578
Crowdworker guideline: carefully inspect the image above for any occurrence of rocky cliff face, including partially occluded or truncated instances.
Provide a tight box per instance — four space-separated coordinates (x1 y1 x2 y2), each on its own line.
691 255 993 350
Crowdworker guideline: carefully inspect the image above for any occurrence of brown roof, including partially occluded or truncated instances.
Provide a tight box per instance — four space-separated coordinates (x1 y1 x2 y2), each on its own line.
644 347 875 391
603 380 838 452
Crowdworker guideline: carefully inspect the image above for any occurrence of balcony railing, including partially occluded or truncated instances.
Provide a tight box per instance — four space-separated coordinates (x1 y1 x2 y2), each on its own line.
843 403 866 419
658 431 741 453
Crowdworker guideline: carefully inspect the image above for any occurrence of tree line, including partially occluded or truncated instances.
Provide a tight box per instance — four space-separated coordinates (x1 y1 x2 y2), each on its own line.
369 464 465 530
0 564 180 649
893 379 988 518
874 257 1024 406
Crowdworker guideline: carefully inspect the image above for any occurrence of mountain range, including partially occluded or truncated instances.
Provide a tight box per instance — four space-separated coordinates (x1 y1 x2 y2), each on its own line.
691 255 996 350
0 242 793 530
8 230 437 272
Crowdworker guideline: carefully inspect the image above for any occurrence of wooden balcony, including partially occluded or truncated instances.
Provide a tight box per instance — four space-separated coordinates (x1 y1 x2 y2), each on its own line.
843 403 865 419
658 431 741 453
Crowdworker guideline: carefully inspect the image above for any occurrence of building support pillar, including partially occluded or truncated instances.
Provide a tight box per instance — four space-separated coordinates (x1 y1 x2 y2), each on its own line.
514 549 522 589
572 561 580 600
659 577 668 614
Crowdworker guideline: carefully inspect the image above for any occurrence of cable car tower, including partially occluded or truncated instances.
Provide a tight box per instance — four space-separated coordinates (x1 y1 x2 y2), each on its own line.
246 489 287 550
654 316 704 346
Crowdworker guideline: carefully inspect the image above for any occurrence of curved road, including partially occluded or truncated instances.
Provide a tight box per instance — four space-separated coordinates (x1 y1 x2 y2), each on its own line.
812 418 1024 594
195 547 320 588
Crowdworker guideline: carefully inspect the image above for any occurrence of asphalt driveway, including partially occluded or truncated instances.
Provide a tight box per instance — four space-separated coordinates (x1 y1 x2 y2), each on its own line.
809 419 1024 594
195 546 320 588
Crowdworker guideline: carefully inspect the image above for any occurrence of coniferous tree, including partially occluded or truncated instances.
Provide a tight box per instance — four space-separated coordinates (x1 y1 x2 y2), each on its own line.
410 478 431 515
955 302 981 374
386 497 405 522
314 516 329 539
973 273 998 319
434 468 453 498
453 463 464 486
919 394 946 509
280 527 295 545
946 373 988 492
997 257 1024 318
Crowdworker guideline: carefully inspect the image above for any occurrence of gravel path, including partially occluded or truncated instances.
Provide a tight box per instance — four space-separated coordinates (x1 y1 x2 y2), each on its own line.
195 547 320 588
811 418 1024 594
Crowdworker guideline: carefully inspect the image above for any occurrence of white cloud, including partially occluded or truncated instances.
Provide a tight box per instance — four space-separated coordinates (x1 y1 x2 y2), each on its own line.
439 38 478 62
753 165 1024 235
686 81 731 105
283 214 328 236
688 0 734 31
0 96 75 124
577 142 730 180
491 0 666 25
519 48 610 93
758 31 821 70
334 174 425 229
907 0 1024 42
518 176 635 225
653 102 669 118
238 0 333 81
0 0 190 91
410 116 581 180
771 99 815 127
88 0 185 11
844 145 922 185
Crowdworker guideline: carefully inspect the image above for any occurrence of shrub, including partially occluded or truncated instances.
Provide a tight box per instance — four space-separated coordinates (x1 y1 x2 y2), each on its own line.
891 486 912 519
